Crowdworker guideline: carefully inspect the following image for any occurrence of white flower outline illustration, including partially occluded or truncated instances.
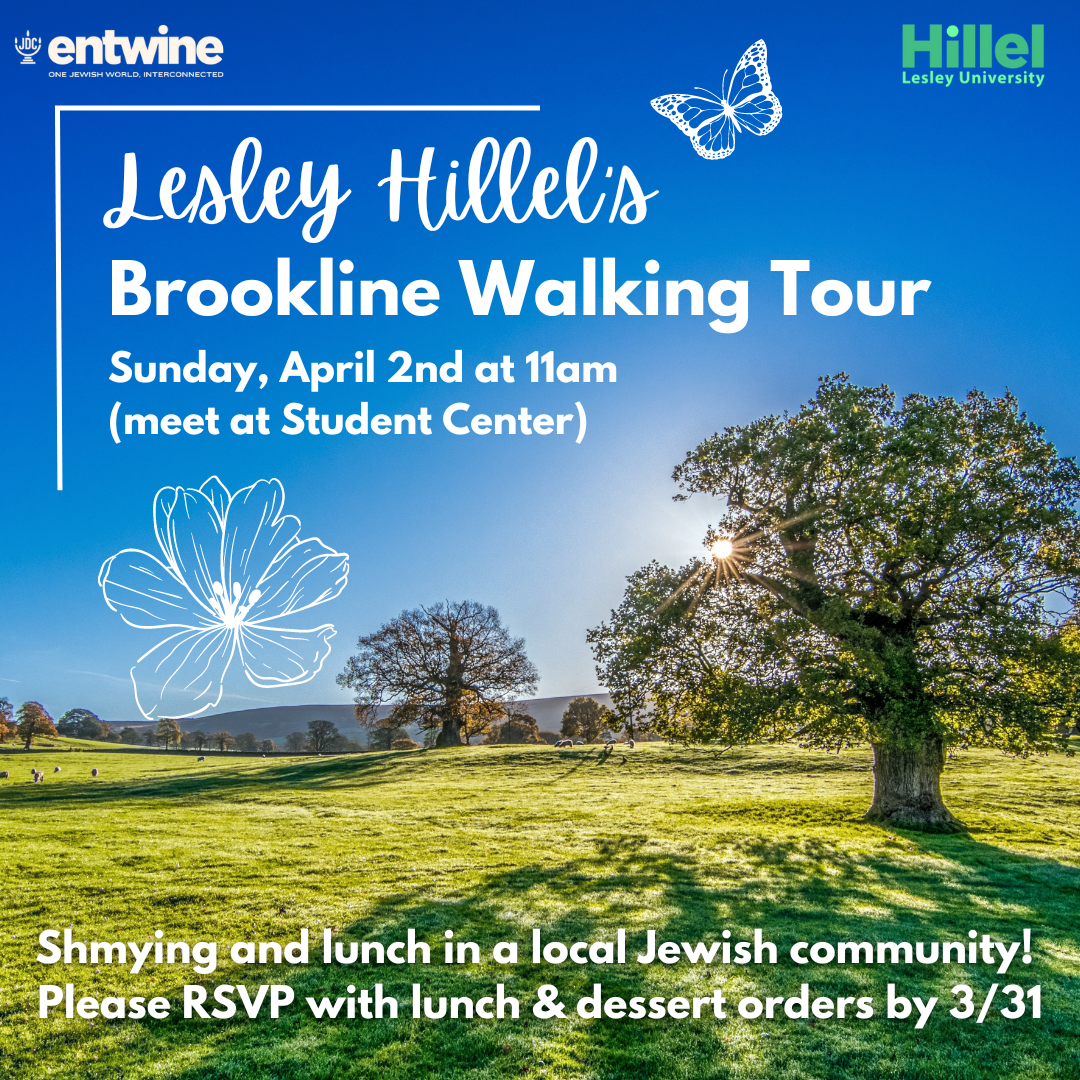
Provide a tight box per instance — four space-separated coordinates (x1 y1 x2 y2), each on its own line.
99 475 349 719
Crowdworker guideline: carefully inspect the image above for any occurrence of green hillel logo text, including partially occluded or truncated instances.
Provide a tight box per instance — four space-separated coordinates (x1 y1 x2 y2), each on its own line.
902 24 1044 87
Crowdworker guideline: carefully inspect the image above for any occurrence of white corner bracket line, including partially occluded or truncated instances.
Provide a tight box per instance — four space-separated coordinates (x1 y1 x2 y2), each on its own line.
53 102 542 491
54 106 63 492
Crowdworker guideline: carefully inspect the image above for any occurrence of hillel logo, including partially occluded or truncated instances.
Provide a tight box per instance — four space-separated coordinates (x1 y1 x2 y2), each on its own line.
14 31 41 64
902 24 1045 87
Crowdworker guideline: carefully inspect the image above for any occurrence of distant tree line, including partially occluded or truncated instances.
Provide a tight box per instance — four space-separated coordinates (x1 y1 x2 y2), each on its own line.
282 719 364 754
555 697 659 743
0 690 642 757
0 697 374 755
1 699 111 749
0 700 131 747
352 694 644 750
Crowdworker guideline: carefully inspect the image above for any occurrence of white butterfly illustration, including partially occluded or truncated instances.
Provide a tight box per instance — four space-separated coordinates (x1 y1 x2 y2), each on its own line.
651 39 781 160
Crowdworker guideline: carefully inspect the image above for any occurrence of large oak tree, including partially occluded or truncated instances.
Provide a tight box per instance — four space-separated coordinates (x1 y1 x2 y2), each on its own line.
338 601 538 747
589 377 1080 831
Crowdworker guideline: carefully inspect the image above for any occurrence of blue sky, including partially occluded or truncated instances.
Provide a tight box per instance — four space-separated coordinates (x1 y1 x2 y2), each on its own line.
1 0 1076 722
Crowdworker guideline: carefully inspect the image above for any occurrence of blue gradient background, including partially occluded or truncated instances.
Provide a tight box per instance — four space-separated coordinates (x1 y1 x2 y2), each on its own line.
1 1 1076 721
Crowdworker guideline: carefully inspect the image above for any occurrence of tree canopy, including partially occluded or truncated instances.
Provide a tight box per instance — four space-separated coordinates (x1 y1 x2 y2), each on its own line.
156 717 182 748
589 377 1080 830
337 601 538 747
489 711 546 744
57 708 110 741
17 702 57 748
0 698 15 744
560 697 613 743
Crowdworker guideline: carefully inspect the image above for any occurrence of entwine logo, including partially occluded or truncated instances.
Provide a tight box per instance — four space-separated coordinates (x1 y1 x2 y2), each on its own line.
901 24 1045 87
45 25 222 66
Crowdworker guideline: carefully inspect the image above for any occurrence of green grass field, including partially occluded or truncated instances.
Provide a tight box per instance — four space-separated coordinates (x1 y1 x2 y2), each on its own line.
1 741 1077 1079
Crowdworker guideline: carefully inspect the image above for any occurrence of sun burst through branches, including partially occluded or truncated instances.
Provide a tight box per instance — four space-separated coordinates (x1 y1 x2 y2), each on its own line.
707 532 755 584
711 538 734 560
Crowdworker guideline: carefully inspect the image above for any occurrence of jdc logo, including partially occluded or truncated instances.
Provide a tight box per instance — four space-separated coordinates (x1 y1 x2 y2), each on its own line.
14 31 41 64
902 24 1045 87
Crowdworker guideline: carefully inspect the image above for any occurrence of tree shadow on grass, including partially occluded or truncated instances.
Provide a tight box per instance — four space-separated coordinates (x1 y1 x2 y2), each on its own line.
0 744 871 812
9 752 1080 1078
0 747 648 809
30 827 1074 1080
0 752 420 807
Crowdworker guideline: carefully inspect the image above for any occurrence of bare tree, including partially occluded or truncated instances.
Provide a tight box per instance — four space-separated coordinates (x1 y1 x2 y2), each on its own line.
210 731 235 752
306 719 341 753
284 731 309 753
338 601 539 747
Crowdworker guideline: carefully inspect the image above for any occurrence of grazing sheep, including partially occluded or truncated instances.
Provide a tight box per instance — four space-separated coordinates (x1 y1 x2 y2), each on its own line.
0 771 8 779
91 768 99 777
197 755 206 762
54 766 61 773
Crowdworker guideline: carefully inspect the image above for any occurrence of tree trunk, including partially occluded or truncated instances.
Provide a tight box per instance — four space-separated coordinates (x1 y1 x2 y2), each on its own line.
434 719 464 747
863 738 963 832
434 632 466 748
